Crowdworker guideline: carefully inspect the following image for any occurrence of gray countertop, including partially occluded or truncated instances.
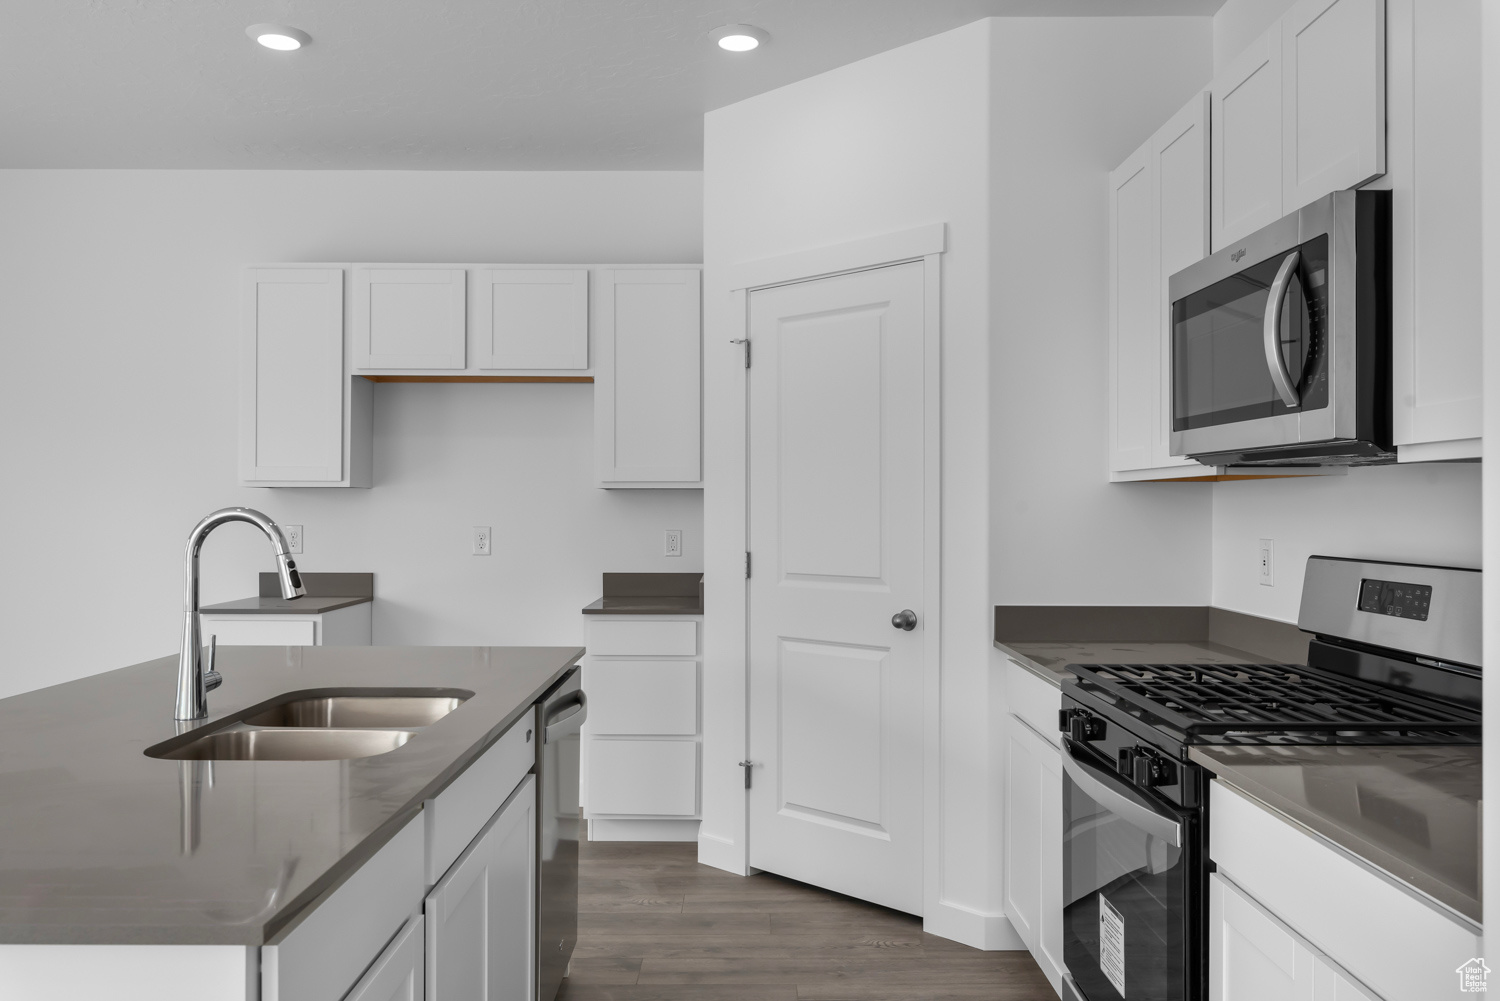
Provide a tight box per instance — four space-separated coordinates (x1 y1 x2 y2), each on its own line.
581 595 703 615
1191 745 1481 924
582 571 703 615
0 645 582 945
200 595 373 614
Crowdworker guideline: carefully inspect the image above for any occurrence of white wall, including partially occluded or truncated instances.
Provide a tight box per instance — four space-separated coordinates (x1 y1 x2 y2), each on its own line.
1210 465 1482 622
0 169 703 700
989 18 1214 610
1212 0 1298 74
703 19 1000 946
704 15 1212 950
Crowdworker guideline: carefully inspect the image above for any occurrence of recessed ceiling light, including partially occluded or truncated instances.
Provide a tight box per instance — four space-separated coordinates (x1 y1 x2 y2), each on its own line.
246 24 311 51
709 24 769 52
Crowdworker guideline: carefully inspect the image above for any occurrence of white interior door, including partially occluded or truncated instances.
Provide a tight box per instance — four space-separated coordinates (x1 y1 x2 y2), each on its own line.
747 261 926 915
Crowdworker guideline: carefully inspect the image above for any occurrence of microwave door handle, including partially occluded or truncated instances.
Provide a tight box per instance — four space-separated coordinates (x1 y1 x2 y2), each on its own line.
1263 249 1302 408
1062 742 1183 848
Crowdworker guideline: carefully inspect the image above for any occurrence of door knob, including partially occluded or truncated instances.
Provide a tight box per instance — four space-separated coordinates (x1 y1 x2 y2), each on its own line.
891 610 917 631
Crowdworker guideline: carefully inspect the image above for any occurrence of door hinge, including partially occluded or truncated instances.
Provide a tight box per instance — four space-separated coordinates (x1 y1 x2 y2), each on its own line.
738 760 755 789
745 551 751 578
730 338 750 368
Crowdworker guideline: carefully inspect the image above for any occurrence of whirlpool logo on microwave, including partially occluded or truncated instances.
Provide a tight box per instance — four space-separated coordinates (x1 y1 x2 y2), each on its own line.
1230 248 1247 262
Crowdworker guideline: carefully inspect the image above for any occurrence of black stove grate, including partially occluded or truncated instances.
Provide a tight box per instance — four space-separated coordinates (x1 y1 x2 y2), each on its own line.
1067 661 1480 738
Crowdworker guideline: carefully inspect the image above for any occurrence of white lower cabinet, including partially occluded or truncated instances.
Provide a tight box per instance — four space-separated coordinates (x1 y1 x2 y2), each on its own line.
426 773 537 1001
345 913 426 1001
199 603 372 647
1000 657 1064 996
1211 874 1380 1001
582 615 702 841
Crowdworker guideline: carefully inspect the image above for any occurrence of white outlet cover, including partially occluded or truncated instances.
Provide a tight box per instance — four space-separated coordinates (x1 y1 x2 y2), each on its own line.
1258 539 1274 586
664 529 682 557
284 525 303 555
473 526 492 556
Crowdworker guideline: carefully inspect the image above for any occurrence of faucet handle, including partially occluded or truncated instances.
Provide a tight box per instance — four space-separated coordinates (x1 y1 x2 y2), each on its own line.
203 634 222 693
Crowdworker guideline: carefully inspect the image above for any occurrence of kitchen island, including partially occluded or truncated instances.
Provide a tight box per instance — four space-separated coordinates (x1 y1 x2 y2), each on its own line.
0 644 583 998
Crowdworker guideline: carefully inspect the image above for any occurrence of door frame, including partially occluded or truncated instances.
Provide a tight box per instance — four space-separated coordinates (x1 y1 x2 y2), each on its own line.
705 223 944 917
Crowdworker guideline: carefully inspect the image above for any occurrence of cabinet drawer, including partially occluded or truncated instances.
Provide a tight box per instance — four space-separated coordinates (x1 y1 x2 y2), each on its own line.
586 661 698 735
262 813 424 1001
588 739 698 816
425 709 535 885
200 616 317 646
1004 658 1062 747
587 619 697 657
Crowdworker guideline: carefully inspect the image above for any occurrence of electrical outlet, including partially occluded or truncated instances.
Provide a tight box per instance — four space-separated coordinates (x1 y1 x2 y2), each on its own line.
1258 539 1274 586
664 529 683 557
473 526 492 556
284 525 303 555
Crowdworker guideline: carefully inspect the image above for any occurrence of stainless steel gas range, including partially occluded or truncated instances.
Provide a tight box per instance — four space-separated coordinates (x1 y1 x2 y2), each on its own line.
1056 557 1481 1001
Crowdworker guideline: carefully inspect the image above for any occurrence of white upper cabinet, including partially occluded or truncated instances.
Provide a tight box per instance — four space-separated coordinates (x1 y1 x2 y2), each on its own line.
1384 0 1482 460
1282 0 1386 209
1109 93 1210 481
1211 29 1283 251
1212 0 1386 252
474 268 588 371
241 267 370 486
353 267 467 371
594 268 702 487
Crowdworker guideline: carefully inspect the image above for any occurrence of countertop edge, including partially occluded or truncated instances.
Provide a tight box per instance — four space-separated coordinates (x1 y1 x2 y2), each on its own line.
200 595 374 614
1194 755 1481 928
994 640 1067 688
580 598 704 615
260 651 581 945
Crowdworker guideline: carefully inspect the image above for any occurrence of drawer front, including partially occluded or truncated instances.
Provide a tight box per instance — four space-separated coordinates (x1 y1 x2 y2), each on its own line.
263 813 424 1001
1211 781 1479 1001
586 661 698 735
587 739 698 816
425 708 536 885
587 619 698 657
200 616 317 646
1005 657 1062 747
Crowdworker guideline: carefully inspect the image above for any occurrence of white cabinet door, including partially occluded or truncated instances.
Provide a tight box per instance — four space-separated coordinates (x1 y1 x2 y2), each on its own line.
1107 143 1158 475
594 269 702 487
474 268 588 371
1108 92 1210 480
587 739 698 817
353 268 467 371
240 268 345 484
426 774 536 1001
346 913 425 1001
1002 716 1064 993
1212 27 1284 251
1152 93 1211 471
1282 0 1386 209
1388 0 1483 458
1210 873 1319 1001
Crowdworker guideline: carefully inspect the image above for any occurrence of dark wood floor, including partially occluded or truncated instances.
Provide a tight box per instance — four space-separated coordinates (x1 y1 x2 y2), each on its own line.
557 840 1056 1001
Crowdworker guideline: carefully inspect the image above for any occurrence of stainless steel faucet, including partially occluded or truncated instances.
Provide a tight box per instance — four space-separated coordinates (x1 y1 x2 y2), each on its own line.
177 508 306 720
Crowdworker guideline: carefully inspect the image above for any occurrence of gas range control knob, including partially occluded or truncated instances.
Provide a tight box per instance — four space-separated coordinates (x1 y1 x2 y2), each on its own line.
1064 711 1106 743
1131 750 1176 788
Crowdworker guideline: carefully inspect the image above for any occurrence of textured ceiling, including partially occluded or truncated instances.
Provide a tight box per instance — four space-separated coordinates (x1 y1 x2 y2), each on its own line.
2 0 1224 169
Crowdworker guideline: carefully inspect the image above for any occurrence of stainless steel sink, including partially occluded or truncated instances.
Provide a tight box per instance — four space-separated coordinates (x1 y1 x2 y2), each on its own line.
244 695 468 729
148 726 412 761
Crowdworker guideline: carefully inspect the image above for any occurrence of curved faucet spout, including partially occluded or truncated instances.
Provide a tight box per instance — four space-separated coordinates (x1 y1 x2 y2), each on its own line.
176 508 306 721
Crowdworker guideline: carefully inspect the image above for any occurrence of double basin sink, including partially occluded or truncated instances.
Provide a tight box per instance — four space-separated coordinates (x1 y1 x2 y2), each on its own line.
145 691 473 762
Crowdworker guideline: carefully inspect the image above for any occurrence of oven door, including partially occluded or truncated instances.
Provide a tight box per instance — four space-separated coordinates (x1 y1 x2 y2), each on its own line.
1061 739 1197 1001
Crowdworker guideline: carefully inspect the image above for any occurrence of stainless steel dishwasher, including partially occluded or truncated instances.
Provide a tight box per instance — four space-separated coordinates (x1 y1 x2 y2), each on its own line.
536 668 585 1001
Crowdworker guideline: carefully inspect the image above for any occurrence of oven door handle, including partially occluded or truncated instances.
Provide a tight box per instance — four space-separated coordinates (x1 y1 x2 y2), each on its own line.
1062 741 1183 848
1262 249 1302 409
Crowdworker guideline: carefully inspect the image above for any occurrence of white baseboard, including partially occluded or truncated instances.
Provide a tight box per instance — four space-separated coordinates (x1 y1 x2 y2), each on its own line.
922 898 1028 951
696 830 751 875
587 818 700 842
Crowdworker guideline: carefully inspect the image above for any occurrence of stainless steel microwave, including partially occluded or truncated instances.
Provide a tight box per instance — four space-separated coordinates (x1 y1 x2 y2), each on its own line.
1167 190 1392 466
